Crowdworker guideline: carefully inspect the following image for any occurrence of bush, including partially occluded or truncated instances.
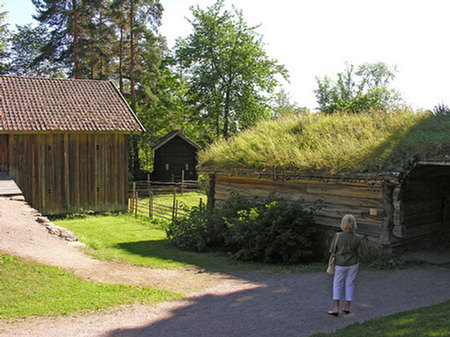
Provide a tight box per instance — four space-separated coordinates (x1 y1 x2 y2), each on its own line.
167 193 324 264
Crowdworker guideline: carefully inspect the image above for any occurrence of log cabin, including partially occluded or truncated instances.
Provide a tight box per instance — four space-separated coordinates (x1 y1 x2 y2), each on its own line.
0 75 145 215
198 112 450 254
152 130 201 182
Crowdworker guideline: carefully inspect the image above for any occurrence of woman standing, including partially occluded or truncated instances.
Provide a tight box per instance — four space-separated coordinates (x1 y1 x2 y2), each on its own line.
328 214 363 316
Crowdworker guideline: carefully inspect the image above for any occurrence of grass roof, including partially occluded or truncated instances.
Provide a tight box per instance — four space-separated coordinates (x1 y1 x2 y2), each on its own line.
199 109 450 175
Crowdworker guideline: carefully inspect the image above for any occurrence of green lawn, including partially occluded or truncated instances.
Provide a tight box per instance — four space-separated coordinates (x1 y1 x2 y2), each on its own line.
0 254 182 319
130 191 207 220
54 213 323 272
310 300 450 337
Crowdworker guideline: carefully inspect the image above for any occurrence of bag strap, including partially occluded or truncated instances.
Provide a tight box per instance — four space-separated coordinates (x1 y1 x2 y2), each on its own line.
331 233 340 255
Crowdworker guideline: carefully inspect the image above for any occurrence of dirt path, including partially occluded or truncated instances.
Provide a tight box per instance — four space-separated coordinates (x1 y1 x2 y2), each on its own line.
1 198 450 337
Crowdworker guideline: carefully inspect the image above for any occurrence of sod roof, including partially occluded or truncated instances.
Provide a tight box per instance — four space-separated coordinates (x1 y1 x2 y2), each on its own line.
199 109 450 177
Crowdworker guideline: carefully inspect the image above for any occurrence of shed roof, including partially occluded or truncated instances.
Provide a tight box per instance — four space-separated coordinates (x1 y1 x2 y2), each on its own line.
199 110 450 179
152 130 201 151
0 76 145 133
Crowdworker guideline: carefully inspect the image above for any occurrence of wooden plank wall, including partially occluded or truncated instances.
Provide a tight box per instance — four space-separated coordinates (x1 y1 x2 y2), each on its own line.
212 173 387 245
393 166 449 240
8 133 129 215
153 137 198 182
0 135 8 172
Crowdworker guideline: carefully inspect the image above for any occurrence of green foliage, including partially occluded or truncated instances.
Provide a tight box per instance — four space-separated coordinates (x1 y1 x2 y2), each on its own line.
310 300 450 337
174 0 288 140
433 102 450 115
272 88 310 117
315 62 402 113
0 254 182 319
55 213 322 272
167 194 324 264
0 4 9 73
199 109 450 174
7 24 65 77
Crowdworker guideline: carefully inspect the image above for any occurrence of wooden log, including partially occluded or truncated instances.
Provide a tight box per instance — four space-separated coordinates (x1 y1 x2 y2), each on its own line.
215 174 383 199
404 221 444 238
314 216 381 236
306 183 382 200
403 210 442 228
401 199 443 215
215 184 384 208
392 225 407 238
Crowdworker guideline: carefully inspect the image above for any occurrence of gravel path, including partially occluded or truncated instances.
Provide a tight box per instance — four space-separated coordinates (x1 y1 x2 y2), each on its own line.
1 198 449 337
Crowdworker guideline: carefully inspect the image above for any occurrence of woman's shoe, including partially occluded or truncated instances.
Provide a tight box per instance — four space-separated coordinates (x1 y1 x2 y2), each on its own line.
327 311 339 316
342 309 351 314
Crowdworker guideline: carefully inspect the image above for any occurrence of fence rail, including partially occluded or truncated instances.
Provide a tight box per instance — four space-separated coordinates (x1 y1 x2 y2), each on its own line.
128 182 204 221
128 179 200 197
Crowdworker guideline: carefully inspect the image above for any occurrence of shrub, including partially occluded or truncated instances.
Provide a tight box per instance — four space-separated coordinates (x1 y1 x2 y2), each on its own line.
167 193 324 264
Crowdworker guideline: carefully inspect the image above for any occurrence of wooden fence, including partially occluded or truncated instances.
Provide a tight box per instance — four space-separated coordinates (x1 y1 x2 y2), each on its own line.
128 182 204 221
129 178 200 197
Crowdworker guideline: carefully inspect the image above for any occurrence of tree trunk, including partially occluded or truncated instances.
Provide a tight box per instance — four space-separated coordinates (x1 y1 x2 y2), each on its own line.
129 0 139 177
130 0 136 111
119 27 124 93
72 0 80 79
99 6 104 80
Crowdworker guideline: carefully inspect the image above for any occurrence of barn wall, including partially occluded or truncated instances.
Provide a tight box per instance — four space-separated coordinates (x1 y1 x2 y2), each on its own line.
207 173 390 247
0 135 8 172
7 133 129 215
153 137 198 182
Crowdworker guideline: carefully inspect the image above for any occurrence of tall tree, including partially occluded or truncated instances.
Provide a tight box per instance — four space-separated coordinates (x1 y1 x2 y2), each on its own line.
0 5 9 73
32 0 84 77
8 24 65 77
174 0 288 140
314 62 402 113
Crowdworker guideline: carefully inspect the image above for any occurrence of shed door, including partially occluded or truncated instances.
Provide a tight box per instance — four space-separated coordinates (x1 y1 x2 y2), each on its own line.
0 135 8 172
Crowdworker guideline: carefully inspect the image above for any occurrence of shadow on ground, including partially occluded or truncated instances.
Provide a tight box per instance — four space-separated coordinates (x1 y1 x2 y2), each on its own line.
105 267 450 337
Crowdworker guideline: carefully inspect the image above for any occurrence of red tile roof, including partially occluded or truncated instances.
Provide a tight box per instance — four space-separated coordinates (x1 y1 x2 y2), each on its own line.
0 76 145 133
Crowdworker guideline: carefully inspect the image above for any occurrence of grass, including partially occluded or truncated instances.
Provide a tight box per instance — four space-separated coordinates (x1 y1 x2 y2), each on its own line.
130 191 207 220
0 254 182 319
199 109 450 174
54 213 323 273
309 300 450 337
151 191 206 209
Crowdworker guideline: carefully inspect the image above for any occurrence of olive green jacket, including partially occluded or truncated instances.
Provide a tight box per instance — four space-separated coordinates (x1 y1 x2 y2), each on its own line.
329 232 363 267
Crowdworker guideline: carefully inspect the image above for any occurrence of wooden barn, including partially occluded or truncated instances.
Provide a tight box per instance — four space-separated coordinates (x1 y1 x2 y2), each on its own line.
0 75 145 215
198 112 450 254
152 130 201 182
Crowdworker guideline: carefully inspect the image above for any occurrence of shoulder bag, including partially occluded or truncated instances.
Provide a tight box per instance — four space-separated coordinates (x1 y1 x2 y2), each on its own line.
326 233 339 275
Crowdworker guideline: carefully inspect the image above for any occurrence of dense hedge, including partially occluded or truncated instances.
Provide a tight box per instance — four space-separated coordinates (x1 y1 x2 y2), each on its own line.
166 194 324 264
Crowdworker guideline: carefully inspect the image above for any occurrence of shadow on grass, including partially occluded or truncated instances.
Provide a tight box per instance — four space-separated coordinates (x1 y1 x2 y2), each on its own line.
115 240 250 271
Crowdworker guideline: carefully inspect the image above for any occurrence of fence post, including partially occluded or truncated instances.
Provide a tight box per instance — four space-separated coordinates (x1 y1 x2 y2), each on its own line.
149 191 153 219
172 188 177 221
181 170 185 195
135 190 138 218
131 182 136 214
199 198 203 210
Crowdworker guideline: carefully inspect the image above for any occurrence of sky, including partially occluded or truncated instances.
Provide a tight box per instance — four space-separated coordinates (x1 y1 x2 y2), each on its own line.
3 0 450 111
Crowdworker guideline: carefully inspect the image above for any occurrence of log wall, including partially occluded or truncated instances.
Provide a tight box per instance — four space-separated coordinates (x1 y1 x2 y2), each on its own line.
7 133 129 215
392 165 450 241
208 173 390 246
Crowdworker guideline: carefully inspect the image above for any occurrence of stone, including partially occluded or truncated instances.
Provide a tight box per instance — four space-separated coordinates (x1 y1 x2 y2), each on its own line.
36 216 51 224
9 195 25 201
44 223 78 242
